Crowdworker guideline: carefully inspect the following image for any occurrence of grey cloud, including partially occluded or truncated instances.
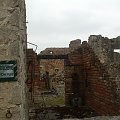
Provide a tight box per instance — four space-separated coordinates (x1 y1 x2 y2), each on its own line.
26 0 120 52
28 10 104 36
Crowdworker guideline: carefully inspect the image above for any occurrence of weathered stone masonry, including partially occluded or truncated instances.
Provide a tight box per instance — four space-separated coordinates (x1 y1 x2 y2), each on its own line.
1 0 120 119
35 41 81 107
26 37 120 116
88 35 120 101
0 0 28 120
27 49 40 105
65 37 120 115
26 40 81 107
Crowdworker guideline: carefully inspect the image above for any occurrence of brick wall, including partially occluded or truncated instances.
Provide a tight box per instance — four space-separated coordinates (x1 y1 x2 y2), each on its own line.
82 42 120 115
26 49 40 104
88 35 120 101
64 48 86 106
65 41 120 115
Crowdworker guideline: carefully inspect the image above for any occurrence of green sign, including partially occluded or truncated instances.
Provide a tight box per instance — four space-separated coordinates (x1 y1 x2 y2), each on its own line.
0 61 17 82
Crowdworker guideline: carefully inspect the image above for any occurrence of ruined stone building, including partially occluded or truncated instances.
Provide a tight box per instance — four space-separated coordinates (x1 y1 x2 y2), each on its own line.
38 48 70 106
26 40 81 108
0 0 28 120
27 36 120 116
1 0 120 119
65 35 120 115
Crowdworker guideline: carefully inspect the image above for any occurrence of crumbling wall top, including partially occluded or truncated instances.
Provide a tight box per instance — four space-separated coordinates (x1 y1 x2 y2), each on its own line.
69 39 81 52
88 35 120 63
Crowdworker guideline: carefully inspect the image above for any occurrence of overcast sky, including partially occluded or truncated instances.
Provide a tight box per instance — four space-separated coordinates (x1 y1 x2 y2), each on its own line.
25 0 120 53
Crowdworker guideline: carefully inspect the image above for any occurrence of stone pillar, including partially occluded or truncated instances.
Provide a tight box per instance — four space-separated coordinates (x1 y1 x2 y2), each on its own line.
0 0 28 120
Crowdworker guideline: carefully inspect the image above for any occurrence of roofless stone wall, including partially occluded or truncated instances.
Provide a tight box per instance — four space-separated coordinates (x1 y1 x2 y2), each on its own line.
0 0 28 120
65 41 120 115
88 35 120 102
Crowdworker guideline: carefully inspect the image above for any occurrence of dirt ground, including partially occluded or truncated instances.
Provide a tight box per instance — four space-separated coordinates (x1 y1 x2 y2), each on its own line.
29 106 98 120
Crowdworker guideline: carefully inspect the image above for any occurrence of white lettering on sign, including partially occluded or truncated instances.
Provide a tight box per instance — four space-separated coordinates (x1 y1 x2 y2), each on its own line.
0 64 14 78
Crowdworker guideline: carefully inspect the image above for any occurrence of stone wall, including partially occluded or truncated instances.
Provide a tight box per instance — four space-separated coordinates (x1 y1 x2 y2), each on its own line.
64 48 85 107
82 42 120 115
65 41 120 115
88 35 120 102
0 0 28 120
26 49 40 105
26 37 120 116
69 39 81 52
